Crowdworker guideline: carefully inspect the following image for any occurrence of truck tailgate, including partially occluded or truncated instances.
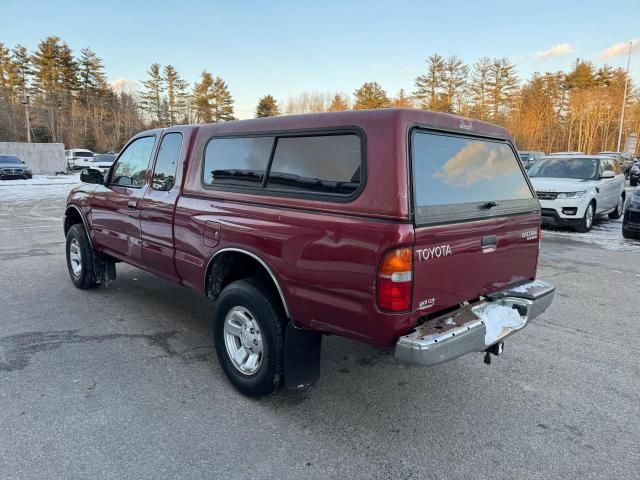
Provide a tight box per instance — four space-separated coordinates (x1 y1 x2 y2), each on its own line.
412 213 540 316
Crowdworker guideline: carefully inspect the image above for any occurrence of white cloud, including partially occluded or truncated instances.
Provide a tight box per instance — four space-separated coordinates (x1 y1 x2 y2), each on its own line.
110 78 139 94
400 66 412 75
534 43 575 59
600 39 639 59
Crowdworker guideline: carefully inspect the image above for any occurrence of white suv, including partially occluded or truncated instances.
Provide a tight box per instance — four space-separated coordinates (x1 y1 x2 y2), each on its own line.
528 155 626 232
65 149 95 171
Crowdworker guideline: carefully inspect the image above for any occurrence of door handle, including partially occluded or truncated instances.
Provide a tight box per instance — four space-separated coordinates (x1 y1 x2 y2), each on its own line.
127 200 138 210
481 235 497 253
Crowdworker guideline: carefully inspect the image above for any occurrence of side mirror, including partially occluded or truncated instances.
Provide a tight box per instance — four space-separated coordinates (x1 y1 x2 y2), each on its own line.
600 170 615 179
80 168 104 184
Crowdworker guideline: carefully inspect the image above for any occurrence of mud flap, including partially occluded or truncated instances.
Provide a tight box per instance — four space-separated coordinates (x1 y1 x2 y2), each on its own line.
284 322 322 389
93 253 117 285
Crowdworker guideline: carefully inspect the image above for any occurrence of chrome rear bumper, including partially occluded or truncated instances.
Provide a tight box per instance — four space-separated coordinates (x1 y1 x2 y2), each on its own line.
394 280 555 366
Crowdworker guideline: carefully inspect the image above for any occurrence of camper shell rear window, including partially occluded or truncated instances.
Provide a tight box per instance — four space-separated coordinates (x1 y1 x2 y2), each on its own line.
410 129 537 225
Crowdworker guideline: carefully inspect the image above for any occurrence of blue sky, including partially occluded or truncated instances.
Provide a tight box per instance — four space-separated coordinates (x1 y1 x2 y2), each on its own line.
3 0 639 118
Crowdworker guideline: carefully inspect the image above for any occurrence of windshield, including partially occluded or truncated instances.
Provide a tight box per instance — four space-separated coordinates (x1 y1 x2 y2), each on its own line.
519 153 530 161
0 156 21 164
528 158 598 180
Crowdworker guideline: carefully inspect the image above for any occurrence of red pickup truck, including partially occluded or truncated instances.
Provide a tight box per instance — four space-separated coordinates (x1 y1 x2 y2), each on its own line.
64 109 554 396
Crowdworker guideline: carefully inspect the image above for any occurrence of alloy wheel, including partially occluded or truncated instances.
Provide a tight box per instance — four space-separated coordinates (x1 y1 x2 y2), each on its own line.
69 238 82 277
585 204 594 229
223 306 264 375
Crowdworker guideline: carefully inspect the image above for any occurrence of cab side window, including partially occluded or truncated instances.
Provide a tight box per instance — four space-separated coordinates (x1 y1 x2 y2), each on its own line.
152 133 183 191
110 136 156 187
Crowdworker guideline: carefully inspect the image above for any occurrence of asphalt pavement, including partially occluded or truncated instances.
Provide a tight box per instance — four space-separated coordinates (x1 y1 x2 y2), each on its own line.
1 182 639 480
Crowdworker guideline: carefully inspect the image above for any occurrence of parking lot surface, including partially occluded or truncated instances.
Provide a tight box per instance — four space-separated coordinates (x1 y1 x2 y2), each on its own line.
1 181 639 480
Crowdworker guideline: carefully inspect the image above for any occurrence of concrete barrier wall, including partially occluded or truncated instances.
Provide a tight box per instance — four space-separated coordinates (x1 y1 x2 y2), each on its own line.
0 142 66 175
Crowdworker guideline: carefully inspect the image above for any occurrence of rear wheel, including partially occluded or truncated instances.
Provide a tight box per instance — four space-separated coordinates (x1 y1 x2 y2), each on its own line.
576 202 595 233
212 279 285 397
609 194 624 219
65 223 99 289
631 178 638 187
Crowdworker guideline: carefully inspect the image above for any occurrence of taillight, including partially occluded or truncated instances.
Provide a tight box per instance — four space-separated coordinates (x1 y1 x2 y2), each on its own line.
377 247 413 312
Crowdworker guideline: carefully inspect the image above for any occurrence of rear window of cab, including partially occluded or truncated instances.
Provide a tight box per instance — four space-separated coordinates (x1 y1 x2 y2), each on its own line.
202 132 363 198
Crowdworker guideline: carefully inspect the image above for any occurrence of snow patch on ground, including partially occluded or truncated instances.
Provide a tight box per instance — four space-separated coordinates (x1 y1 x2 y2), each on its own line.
0 175 80 202
542 216 640 252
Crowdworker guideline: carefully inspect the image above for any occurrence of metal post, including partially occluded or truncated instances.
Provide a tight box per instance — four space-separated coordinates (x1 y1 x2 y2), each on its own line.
24 96 31 143
20 66 31 143
616 41 632 152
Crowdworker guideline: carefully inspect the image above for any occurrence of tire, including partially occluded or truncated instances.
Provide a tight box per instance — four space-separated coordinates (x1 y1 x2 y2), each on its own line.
212 279 285 397
65 223 99 289
631 179 638 187
622 227 639 240
609 194 624 219
576 202 595 233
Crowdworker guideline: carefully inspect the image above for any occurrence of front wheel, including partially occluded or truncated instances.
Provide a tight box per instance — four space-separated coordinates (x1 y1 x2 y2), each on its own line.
631 178 638 187
212 279 285 397
576 202 595 233
66 224 99 289
609 194 624 219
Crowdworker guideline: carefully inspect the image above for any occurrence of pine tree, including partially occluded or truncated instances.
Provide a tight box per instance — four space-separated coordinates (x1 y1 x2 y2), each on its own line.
392 89 413 108
211 76 235 122
328 93 349 111
0 43 12 92
31 36 63 101
32 36 78 142
487 57 518 120
255 95 279 117
11 45 31 95
163 65 189 124
192 70 214 123
564 60 597 90
0 43 16 140
595 65 616 87
140 63 165 125
413 54 446 110
353 82 390 110
443 56 468 113
78 48 107 140
78 48 107 103
469 57 492 119
8 45 33 141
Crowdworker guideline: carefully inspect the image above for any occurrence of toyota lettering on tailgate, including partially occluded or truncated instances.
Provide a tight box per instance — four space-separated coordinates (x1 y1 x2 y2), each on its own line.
417 245 452 261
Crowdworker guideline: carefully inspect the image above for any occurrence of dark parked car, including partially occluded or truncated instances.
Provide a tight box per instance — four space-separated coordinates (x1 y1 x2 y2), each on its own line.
518 150 545 169
0 155 32 180
629 162 639 187
622 188 640 239
64 109 554 397
599 151 633 176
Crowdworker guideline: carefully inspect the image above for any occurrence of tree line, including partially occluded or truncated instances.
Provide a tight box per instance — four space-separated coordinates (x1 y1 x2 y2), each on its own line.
0 36 237 152
1 36 638 154
276 54 639 154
